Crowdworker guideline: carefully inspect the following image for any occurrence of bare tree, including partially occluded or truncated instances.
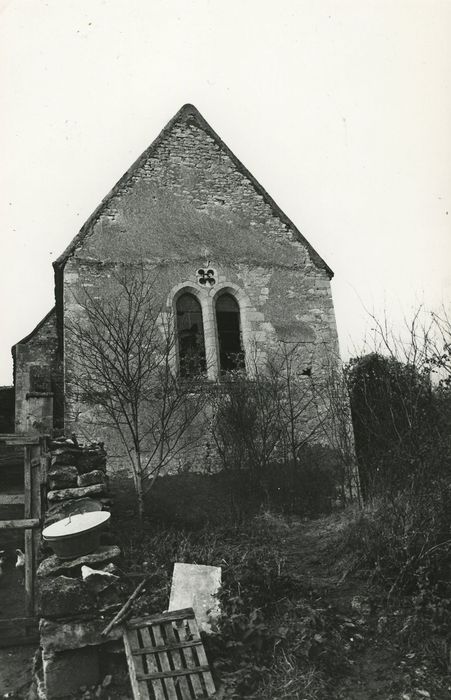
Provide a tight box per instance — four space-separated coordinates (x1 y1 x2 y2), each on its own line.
266 342 328 470
65 265 205 521
209 342 346 511
210 360 283 479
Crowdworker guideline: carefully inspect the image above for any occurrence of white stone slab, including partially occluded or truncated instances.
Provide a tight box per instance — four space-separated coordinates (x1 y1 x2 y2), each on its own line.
168 563 221 634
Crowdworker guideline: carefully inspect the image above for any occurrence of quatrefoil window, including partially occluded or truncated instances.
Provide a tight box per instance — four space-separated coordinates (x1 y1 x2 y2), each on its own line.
197 268 216 287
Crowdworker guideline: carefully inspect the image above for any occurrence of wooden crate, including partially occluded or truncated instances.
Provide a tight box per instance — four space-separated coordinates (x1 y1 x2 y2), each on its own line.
123 607 216 700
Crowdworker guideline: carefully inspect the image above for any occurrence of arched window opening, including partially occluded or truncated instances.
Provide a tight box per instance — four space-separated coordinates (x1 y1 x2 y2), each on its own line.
215 293 244 373
176 293 206 377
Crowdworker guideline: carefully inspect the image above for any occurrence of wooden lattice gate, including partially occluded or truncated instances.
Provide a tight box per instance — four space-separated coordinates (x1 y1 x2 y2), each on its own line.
0 434 49 646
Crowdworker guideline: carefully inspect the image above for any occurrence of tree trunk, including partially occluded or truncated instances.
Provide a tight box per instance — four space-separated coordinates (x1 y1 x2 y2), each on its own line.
136 475 144 526
132 450 145 527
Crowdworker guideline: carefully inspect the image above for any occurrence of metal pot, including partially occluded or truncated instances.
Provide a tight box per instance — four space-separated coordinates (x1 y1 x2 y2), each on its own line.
42 511 111 560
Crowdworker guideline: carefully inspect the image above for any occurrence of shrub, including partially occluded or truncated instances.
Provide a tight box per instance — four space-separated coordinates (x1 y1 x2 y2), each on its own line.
256 446 345 516
342 483 451 595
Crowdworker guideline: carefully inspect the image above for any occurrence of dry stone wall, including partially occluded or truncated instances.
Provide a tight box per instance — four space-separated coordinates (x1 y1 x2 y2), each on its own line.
36 438 124 699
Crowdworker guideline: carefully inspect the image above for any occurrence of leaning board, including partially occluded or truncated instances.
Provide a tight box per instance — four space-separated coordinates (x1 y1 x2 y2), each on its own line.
123 607 216 700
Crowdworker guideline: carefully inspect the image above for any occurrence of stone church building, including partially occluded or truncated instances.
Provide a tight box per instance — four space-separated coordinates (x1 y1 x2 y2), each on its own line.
13 104 343 477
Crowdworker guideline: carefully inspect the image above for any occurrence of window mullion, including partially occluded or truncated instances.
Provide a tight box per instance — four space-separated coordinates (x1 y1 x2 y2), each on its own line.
202 297 219 380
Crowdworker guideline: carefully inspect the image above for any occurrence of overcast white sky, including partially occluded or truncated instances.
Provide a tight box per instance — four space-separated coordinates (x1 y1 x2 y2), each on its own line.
1 0 450 385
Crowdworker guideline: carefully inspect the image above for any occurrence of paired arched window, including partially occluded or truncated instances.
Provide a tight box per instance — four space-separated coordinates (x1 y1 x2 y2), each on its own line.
215 293 244 373
175 290 244 377
176 293 206 377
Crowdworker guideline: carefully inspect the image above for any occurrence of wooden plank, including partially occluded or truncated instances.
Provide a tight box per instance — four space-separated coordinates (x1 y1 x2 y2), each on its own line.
186 618 216 696
0 519 40 530
25 529 34 617
151 622 178 700
124 611 215 699
24 446 34 617
0 634 39 649
102 577 149 637
31 446 42 616
173 620 203 698
39 436 50 486
24 446 32 517
163 621 192 698
0 494 24 505
127 607 195 629
0 435 42 445
0 616 37 627
136 666 211 681
132 639 202 655
123 628 150 700
139 625 165 700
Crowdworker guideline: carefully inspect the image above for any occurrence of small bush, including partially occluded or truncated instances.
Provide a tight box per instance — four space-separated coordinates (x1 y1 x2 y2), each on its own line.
341 480 451 675
342 482 451 595
258 445 345 516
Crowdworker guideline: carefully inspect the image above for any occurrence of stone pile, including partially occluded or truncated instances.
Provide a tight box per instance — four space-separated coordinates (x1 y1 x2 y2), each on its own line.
36 438 125 699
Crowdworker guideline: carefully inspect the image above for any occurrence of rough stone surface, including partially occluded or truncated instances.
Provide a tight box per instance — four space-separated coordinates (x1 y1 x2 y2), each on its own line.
14 105 346 473
58 105 344 477
12 308 62 433
43 648 100 697
48 465 79 490
38 575 95 618
77 450 107 474
37 545 121 578
45 497 104 526
81 565 119 593
47 483 106 502
96 585 124 611
77 469 106 487
40 617 122 652
51 448 81 466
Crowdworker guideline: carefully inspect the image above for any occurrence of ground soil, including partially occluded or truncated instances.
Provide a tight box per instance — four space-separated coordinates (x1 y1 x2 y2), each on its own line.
263 512 451 700
0 480 449 698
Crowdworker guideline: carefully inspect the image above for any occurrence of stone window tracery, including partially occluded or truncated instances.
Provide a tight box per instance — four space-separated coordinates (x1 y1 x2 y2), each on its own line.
196 268 216 287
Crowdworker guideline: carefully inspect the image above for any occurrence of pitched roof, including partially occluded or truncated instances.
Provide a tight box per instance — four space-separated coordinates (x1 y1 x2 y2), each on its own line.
53 104 333 278
13 307 56 348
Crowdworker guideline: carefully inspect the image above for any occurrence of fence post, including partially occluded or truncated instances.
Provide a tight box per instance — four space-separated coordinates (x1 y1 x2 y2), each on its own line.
24 445 34 616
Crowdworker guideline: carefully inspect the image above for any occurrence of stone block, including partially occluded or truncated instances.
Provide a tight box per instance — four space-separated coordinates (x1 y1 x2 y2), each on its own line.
40 617 122 653
51 449 81 467
48 465 78 490
45 497 104 526
96 585 124 611
47 484 106 502
77 450 107 474
169 562 221 634
77 470 107 487
38 575 95 618
43 648 100 697
37 545 121 578
81 564 119 593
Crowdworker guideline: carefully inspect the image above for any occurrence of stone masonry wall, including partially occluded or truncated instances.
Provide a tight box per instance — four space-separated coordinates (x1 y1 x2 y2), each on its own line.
60 107 341 477
13 309 62 434
36 438 124 699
